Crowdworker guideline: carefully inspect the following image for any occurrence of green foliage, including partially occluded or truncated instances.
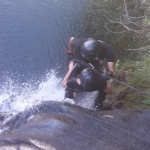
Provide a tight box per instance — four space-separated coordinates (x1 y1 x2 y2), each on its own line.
128 55 150 88
113 51 150 109
123 100 150 110
142 18 150 42
82 0 150 60
115 60 120 73
119 59 139 71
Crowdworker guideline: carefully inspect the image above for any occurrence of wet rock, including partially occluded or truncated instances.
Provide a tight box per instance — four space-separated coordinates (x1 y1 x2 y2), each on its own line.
0 102 150 150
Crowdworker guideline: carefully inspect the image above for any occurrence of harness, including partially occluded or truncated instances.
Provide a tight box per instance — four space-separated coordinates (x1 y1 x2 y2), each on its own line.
72 58 95 69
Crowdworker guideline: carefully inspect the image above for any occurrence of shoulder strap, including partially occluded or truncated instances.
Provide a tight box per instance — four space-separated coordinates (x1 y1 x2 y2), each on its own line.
72 58 93 69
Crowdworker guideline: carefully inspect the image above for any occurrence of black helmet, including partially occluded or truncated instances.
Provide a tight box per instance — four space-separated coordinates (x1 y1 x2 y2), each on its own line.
81 39 101 59
79 69 96 89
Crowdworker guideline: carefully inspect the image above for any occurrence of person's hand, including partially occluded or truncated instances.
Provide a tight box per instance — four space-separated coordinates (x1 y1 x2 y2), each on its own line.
66 50 73 60
68 61 76 71
107 71 113 78
66 50 73 54
101 67 107 73
100 70 113 80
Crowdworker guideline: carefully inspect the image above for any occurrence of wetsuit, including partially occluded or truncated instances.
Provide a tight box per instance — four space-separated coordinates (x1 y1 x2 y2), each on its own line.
65 38 115 109
67 72 107 93
73 38 115 63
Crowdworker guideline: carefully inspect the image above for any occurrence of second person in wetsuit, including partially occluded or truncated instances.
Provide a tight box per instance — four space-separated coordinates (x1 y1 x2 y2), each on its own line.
62 61 112 110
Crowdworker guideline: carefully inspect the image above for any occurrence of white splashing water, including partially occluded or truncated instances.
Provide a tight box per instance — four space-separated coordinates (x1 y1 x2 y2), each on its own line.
0 70 97 134
0 70 65 113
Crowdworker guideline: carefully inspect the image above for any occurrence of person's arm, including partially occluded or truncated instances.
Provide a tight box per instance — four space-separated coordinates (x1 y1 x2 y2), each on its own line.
107 62 115 77
100 67 112 94
66 37 75 54
62 61 76 88
99 41 115 76
103 80 112 94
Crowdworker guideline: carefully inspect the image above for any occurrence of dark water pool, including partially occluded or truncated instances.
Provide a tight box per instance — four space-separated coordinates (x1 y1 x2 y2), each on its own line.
0 0 90 84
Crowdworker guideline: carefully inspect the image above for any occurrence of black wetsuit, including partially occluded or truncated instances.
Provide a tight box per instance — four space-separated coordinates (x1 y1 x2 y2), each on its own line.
65 38 115 109
67 72 107 92
73 38 115 62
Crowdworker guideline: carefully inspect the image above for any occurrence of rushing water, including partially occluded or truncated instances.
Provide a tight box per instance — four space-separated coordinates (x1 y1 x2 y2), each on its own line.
0 0 91 113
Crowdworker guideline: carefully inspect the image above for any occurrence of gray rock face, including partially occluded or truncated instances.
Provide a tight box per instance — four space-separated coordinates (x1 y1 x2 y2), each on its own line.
0 101 150 150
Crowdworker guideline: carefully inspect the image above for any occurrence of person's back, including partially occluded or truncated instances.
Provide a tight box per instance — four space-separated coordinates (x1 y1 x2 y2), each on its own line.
67 37 115 73
65 68 112 93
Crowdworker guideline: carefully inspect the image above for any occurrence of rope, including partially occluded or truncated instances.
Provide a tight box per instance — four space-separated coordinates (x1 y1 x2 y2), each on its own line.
108 76 150 98
125 100 150 106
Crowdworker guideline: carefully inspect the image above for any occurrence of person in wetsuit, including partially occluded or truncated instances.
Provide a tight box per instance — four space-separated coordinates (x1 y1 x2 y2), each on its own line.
62 61 112 109
65 37 115 110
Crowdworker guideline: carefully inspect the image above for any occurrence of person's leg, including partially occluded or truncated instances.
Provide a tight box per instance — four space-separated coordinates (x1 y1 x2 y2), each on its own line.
65 88 74 99
64 66 83 99
94 90 106 110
